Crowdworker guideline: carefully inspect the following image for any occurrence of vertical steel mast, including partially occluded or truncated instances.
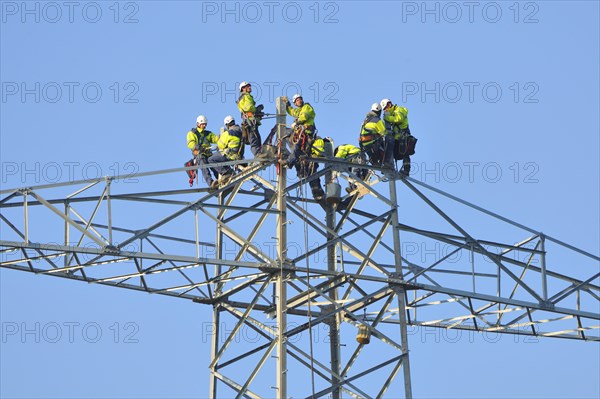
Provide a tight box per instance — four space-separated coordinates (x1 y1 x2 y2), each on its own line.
275 96 288 399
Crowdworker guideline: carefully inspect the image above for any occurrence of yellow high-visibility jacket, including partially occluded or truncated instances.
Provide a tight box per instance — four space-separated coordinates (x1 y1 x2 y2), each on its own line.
383 104 409 138
287 102 316 127
335 144 361 159
360 111 386 146
311 138 325 157
237 92 256 115
217 125 242 160
187 127 219 155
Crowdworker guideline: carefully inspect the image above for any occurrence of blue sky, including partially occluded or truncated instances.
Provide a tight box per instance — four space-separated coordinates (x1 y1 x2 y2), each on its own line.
1 1 599 398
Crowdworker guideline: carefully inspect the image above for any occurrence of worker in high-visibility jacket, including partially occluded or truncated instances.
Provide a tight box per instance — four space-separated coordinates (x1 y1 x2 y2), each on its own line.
335 144 368 193
208 115 243 189
359 103 394 169
285 94 317 171
185 115 219 187
311 137 326 157
287 94 316 135
237 81 264 157
380 98 417 176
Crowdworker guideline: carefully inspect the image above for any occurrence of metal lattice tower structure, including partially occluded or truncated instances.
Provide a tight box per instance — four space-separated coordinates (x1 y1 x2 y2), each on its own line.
1 98 598 398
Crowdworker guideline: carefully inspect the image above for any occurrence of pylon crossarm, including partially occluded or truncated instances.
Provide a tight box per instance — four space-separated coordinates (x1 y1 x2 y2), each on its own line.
399 228 599 292
68 188 110 244
25 190 109 247
198 207 275 264
397 224 544 259
3 237 596 319
401 179 548 303
110 164 271 251
138 236 210 297
406 245 466 281
174 271 264 296
404 177 600 262
549 272 600 305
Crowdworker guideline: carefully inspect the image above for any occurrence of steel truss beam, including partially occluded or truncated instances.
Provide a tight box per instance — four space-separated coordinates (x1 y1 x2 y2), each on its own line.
2 112 599 397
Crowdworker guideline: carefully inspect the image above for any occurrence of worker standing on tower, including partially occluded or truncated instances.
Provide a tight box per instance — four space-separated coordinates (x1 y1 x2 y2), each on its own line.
283 94 324 200
359 103 394 169
208 115 243 189
237 81 264 157
185 115 219 188
380 98 417 176
285 94 317 170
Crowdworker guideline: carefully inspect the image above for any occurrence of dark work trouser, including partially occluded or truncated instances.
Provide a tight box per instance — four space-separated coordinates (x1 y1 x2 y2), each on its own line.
243 120 263 156
208 153 233 176
196 154 215 185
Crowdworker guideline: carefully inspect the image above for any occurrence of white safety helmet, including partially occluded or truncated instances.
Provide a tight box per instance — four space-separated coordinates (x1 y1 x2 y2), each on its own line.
380 98 392 110
196 115 207 125
224 115 235 126
371 103 382 112
324 136 334 145
292 93 303 103
239 81 250 91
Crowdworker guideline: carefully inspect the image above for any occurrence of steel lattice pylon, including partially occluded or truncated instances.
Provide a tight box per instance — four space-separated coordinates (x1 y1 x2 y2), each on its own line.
1 98 598 398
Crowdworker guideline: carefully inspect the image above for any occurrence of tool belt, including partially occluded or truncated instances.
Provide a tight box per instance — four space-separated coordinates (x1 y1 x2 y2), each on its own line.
291 125 315 152
359 134 379 143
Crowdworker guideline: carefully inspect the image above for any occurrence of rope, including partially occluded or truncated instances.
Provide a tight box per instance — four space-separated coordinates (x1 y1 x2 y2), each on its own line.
300 174 317 398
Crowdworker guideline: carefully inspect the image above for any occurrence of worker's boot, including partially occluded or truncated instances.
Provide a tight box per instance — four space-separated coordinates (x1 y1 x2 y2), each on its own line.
346 183 357 194
311 185 324 201
218 172 233 187
254 146 268 159
401 159 411 177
